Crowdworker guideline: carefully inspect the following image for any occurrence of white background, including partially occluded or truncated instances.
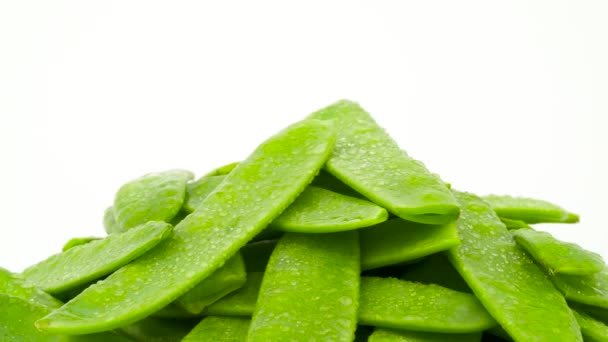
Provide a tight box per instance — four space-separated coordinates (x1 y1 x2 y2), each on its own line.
1 1 607 272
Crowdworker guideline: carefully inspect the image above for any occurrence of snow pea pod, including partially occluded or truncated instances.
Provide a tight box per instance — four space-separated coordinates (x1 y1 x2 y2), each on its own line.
62 237 100 251
358 276 496 333
572 309 608 342
248 231 360 342
176 252 246 314
37 118 335 334
360 219 460 270
203 271 264 317
23 221 172 294
551 267 608 309
182 316 250 342
309 100 459 224
483 194 579 224
512 229 604 275
0 267 62 309
113 169 193 230
183 175 225 212
368 328 482 342
499 217 530 230
447 191 582 342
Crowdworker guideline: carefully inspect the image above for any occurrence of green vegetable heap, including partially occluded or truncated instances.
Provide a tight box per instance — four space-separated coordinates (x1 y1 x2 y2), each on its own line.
1 100 607 342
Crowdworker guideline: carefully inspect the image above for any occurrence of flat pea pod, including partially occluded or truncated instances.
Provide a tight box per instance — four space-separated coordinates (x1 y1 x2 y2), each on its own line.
0 267 62 309
499 217 530 230
360 219 460 270
119 316 197 342
368 328 482 342
23 221 172 295
37 118 335 334
183 175 225 212
401 253 471 293
113 169 194 230
176 252 246 314
512 229 604 275
203 272 264 317
62 237 100 251
483 194 579 224
104 207 124 234
551 267 608 309
248 231 360 342
572 308 608 342
358 276 496 333
447 191 581 342
182 316 250 342
309 100 459 224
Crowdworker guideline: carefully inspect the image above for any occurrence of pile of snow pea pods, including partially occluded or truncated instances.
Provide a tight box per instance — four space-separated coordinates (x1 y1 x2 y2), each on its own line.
2 100 607 342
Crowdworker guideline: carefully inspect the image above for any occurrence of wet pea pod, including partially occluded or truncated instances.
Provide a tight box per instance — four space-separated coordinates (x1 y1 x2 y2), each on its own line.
499 217 531 230
62 237 101 251
551 267 608 309
447 191 582 341
512 229 604 275
182 317 250 342
37 118 335 334
309 100 459 224
23 221 173 295
360 219 460 270
176 252 246 314
183 175 225 212
368 328 482 342
358 276 496 333
248 231 360 342
0 267 62 309
113 169 194 230
483 194 579 224
572 309 608 342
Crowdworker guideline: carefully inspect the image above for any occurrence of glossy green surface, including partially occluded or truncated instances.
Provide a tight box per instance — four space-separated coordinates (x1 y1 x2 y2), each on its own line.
552 267 608 309
182 316 250 342
360 219 460 270
513 229 604 275
309 100 459 224
0 294 63 342
23 221 173 294
176 252 246 314
572 309 608 342
358 276 496 333
113 169 193 230
119 317 196 342
368 328 482 342
62 237 100 252
183 175 225 212
483 194 579 224
0 267 62 309
447 191 582 341
401 253 471 293
203 272 264 317
37 118 335 334
248 231 360 342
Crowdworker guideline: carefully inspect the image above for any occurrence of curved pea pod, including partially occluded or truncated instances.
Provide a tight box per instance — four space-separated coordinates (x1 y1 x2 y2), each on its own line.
499 217 531 230
37 119 335 334
182 317 250 342
119 317 197 342
360 219 460 270
447 191 582 342
483 194 579 224
358 277 496 333
62 237 100 252
183 175 225 212
309 100 459 224
368 328 482 342
104 207 124 234
572 309 608 342
113 169 194 230
270 186 388 233
203 272 264 317
512 229 604 275
401 253 471 293
0 267 62 309
248 231 360 342
204 161 239 176
551 267 608 309
176 252 246 314
23 221 172 295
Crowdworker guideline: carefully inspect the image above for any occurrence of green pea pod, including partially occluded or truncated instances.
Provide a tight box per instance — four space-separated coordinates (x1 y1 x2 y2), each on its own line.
483 194 579 224
23 221 173 294
401 253 471 293
248 231 360 342
62 237 100 252
551 267 608 309
203 272 264 317
182 317 250 342
37 118 335 334
358 277 496 333
368 328 482 342
176 252 246 314
119 317 197 342
104 207 124 234
309 100 459 224
240 240 277 272
0 268 62 309
183 176 225 212
270 186 388 233
204 161 239 176
512 229 604 275
113 169 194 230
447 191 582 341
499 217 531 230
572 309 608 342
360 219 460 270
